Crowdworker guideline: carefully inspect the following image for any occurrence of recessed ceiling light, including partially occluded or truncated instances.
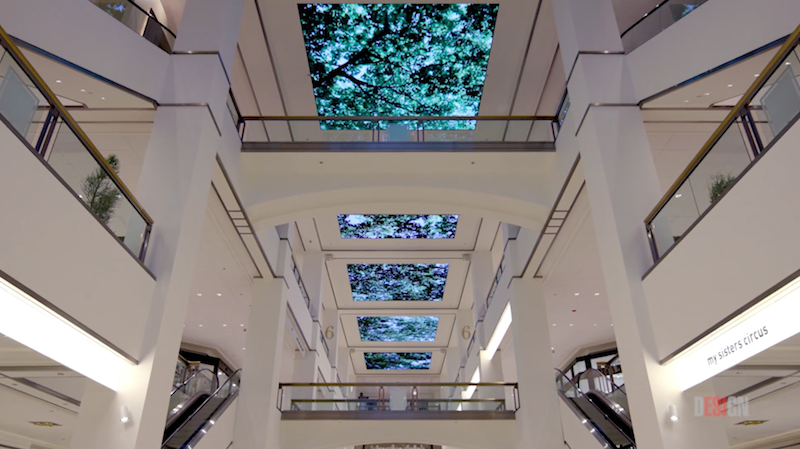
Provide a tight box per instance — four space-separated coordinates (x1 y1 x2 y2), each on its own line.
198 324 203 327
704 92 710 96
552 323 556 327
727 84 733 88
216 293 222 297
786 62 791 65
611 324 614 326
684 100 689 103
240 324 244 327
55 80 61 84
80 89 86 92
755 74 760 77
594 292 600 296
101 97 106 100
569 324 574 327
197 293 202 296
674 193 682 198
242 347 246 350
222 324 227 327
593 324 597 326
574 293 579 296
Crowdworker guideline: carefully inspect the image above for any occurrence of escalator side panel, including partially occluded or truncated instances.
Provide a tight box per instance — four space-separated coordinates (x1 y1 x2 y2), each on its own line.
560 398 610 449
586 392 634 440
164 394 210 443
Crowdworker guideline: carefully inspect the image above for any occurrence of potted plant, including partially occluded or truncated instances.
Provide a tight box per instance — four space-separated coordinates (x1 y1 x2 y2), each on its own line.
708 173 737 203
81 154 121 225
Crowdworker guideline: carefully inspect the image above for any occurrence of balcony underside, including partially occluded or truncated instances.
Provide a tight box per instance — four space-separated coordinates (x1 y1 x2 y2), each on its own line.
242 141 556 152
281 410 516 420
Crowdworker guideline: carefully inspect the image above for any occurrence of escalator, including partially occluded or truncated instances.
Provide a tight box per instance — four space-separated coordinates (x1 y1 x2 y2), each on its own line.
162 369 241 449
556 369 635 449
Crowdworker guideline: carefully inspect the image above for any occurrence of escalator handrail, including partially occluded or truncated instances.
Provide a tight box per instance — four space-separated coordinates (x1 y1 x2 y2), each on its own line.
555 369 635 448
162 369 242 448
171 368 220 396
575 368 626 396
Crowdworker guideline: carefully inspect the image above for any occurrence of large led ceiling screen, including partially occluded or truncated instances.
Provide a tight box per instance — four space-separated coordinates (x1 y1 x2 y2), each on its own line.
358 316 439 342
364 352 432 370
348 264 448 301
338 214 458 239
298 4 499 129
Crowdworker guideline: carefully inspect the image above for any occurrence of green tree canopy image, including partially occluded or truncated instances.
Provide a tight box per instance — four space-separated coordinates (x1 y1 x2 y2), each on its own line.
338 214 458 239
358 316 439 342
298 4 499 129
348 264 448 301
365 352 432 369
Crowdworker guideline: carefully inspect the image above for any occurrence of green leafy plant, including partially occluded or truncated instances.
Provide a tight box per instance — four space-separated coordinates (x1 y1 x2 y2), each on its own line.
708 173 737 203
81 154 121 224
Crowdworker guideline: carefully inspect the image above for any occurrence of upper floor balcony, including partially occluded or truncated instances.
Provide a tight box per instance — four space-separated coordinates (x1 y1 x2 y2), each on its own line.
278 382 518 420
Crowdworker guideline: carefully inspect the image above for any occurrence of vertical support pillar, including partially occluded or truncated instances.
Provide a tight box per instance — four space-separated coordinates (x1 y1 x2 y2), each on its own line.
233 278 287 449
510 278 562 449
455 308 473 373
477 350 505 411
470 251 494 345
322 308 340 373
302 251 326 320
551 0 728 447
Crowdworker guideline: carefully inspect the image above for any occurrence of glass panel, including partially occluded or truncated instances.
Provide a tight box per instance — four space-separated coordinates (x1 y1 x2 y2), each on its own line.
279 384 515 412
88 0 175 52
749 45 800 148
164 371 241 448
0 49 49 148
246 119 556 143
621 0 708 53
46 121 150 257
648 121 752 258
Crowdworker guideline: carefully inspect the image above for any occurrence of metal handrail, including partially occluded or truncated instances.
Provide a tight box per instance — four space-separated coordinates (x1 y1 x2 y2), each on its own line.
123 0 177 38
242 115 558 122
555 369 635 448
645 24 800 225
170 368 219 396
0 25 154 226
279 382 518 387
162 369 242 448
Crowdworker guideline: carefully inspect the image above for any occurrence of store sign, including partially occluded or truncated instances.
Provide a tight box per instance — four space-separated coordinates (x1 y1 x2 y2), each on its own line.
670 275 800 391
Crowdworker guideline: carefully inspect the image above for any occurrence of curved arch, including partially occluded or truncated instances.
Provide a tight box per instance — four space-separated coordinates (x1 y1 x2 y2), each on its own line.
247 186 550 231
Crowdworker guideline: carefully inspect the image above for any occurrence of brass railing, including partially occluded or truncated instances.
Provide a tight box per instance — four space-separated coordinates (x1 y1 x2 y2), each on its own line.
0 24 153 261
645 24 800 262
240 115 558 144
277 382 519 413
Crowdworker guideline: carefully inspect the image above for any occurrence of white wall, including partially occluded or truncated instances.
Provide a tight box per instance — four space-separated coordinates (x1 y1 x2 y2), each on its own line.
559 399 601 449
643 119 800 360
0 0 171 101
194 398 237 449
0 119 155 359
281 420 517 449
627 0 800 102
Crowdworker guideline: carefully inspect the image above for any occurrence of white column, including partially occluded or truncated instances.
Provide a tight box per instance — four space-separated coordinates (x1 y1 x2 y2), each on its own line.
551 0 728 447
322 308 340 372
477 350 504 411
302 252 327 320
510 278 562 449
233 278 287 449
455 308 473 374
470 251 494 346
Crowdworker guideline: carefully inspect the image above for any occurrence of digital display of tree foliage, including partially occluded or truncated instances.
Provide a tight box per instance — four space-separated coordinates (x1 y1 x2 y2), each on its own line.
338 214 458 239
364 352 432 370
348 264 448 301
358 316 439 342
297 4 499 129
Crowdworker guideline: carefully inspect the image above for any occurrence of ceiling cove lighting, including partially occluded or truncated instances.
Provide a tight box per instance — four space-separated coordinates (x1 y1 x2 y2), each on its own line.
485 303 512 358
0 273 134 391
669 273 800 391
